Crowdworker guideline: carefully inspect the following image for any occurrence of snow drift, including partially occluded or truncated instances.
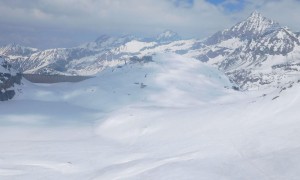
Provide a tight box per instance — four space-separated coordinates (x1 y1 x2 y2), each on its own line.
1 53 300 179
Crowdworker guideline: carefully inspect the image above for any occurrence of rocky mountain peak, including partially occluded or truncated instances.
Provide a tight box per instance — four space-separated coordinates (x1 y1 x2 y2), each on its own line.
248 27 300 55
0 43 38 57
204 11 281 45
156 30 181 43
248 10 262 19
230 11 280 39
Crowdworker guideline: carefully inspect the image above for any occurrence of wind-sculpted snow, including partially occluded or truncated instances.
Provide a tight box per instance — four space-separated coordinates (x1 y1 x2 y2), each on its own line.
16 53 233 110
1 10 300 180
1 53 300 179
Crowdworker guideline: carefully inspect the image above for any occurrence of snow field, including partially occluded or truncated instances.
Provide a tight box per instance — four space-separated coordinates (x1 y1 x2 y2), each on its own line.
1 53 300 179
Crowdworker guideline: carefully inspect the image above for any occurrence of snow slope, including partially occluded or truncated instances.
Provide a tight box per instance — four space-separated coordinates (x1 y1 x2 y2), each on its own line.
1 53 300 179
0 57 23 101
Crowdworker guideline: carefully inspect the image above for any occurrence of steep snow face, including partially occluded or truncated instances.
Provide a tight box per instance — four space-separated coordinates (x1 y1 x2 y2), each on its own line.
218 28 300 72
0 44 38 57
187 37 245 64
249 28 300 55
199 11 284 63
0 57 22 101
0 44 39 73
193 12 280 66
217 27 300 90
229 11 280 39
203 11 279 46
22 48 70 75
194 11 300 91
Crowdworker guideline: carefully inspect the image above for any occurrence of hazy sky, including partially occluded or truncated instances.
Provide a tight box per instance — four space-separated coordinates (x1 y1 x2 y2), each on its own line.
1 0 300 49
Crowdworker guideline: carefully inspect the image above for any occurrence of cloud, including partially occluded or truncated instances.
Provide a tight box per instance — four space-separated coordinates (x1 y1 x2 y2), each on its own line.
171 0 195 8
0 0 299 48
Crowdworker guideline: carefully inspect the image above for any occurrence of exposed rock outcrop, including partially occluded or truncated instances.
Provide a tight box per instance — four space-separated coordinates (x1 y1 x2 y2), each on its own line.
0 57 22 101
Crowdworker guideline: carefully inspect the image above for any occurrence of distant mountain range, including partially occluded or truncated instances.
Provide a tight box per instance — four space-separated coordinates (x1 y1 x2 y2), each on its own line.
1 11 300 91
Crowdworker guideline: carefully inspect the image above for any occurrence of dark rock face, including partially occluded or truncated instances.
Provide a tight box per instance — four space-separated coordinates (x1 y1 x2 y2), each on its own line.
130 56 153 63
22 74 92 83
0 90 15 101
0 58 22 101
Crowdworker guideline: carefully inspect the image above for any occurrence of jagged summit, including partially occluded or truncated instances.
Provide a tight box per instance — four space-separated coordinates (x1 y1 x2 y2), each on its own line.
248 10 262 19
230 11 281 38
204 11 281 45
0 43 38 57
156 30 181 43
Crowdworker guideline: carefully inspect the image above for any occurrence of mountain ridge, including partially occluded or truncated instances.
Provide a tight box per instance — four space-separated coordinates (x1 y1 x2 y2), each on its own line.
1 11 300 91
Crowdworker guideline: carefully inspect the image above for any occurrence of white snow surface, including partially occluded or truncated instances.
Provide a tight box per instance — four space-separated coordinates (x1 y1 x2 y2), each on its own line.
1 53 300 180
120 41 157 53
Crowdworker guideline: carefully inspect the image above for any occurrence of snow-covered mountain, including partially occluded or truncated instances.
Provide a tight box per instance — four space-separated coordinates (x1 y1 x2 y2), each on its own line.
187 11 300 90
2 12 300 180
0 32 195 76
155 30 181 43
0 57 22 101
0 44 38 57
1 11 300 91
205 11 280 45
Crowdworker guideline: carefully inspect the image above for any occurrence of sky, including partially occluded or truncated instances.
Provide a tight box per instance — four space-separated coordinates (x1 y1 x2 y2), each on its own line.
0 0 300 49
